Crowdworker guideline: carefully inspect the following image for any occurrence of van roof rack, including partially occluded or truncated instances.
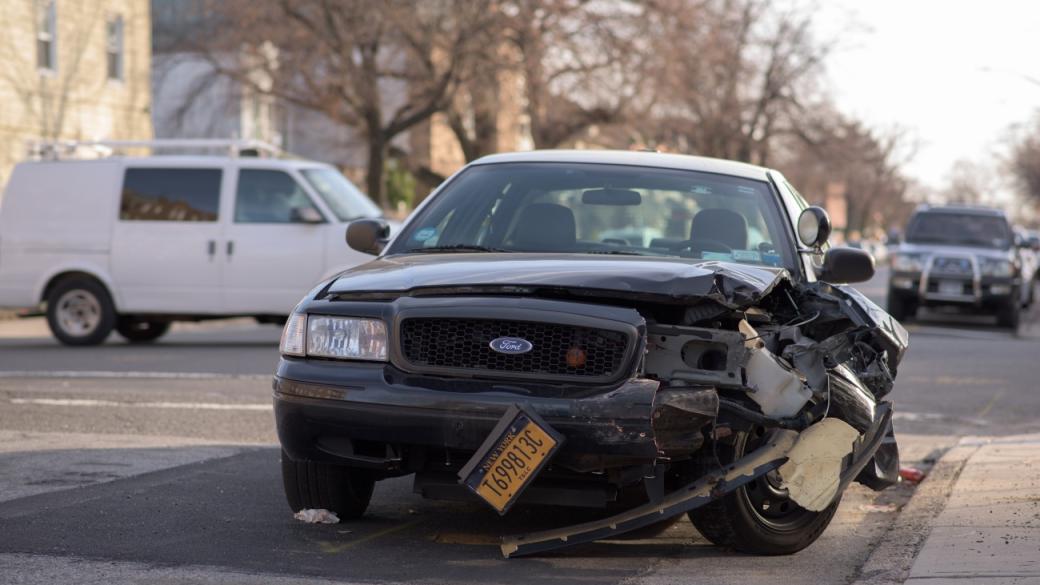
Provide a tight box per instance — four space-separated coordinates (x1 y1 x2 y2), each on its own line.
26 139 285 160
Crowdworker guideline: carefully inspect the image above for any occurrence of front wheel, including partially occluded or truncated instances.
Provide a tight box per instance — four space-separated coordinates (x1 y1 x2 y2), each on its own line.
281 450 375 520
45 277 116 346
688 428 840 555
116 318 171 343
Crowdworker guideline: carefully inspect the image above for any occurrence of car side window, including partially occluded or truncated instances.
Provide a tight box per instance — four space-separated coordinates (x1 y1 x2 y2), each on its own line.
120 168 222 221
234 170 321 224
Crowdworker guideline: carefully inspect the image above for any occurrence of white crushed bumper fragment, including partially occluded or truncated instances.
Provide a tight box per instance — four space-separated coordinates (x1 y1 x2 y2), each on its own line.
778 418 860 511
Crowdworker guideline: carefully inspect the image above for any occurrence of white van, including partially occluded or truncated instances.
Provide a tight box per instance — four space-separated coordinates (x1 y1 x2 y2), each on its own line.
0 140 392 345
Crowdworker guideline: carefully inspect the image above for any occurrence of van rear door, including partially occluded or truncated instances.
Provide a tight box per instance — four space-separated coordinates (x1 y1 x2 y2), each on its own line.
220 167 326 314
110 166 225 314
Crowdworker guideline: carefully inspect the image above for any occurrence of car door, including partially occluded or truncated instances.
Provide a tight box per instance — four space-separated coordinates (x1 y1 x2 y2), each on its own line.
222 167 327 315
110 165 226 314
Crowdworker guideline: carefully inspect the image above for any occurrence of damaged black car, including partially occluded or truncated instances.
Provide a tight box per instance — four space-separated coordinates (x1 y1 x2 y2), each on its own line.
274 150 908 557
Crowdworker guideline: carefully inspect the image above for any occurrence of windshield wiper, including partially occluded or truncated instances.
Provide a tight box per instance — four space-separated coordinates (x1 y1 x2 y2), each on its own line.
584 249 655 256
404 244 512 254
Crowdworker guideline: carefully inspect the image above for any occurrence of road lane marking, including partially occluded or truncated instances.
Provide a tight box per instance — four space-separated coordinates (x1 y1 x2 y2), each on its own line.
9 398 272 411
316 519 423 554
0 371 270 380
975 390 1004 418
892 411 988 426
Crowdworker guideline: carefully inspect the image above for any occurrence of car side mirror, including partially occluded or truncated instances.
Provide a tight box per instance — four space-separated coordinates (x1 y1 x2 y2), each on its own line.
818 247 875 284
346 218 390 255
290 206 324 224
797 206 832 249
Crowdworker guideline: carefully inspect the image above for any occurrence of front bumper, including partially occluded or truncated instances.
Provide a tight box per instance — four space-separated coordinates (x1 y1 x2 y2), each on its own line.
890 269 1017 306
274 360 666 474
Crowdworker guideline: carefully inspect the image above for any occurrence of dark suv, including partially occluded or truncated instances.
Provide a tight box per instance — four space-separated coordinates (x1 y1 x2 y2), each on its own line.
274 151 907 557
888 206 1027 328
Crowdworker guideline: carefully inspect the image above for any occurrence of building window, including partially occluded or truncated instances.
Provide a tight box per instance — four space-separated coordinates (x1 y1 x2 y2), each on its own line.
36 0 57 72
106 15 124 81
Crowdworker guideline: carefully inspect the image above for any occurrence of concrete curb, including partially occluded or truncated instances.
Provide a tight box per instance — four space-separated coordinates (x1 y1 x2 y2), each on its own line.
852 442 980 585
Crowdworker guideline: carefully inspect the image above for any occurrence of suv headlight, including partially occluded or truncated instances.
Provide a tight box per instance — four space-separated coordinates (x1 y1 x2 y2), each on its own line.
279 314 389 361
891 253 924 272
979 258 1013 277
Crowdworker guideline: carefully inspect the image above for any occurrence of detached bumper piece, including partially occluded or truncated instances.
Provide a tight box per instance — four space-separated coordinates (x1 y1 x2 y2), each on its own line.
500 429 799 558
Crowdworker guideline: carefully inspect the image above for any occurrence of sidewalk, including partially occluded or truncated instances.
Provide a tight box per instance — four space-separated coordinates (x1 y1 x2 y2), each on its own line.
906 434 1040 584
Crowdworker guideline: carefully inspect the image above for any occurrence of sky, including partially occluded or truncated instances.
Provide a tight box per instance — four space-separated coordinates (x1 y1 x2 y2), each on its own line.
815 1 1040 193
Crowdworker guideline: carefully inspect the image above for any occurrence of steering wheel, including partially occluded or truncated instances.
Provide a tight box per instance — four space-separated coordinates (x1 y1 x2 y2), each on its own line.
676 238 734 256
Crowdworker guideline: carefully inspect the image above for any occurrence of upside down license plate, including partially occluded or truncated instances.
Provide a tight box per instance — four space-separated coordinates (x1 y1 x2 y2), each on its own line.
458 405 563 514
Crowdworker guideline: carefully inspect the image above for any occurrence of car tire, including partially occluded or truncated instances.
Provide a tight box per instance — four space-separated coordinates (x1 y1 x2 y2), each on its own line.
115 318 171 343
997 297 1021 329
45 276 116 346
281 450 375 520
886 290 915 322
688 427 840 555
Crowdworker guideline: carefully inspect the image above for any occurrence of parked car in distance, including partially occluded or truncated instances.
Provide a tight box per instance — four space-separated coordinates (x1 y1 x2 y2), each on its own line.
0 140 393 345
888 205 1029 328
1015 228 1040 302
275 150 906 558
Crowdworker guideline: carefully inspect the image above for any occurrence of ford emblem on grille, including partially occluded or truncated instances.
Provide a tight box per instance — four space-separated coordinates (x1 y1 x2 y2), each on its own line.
489 337 533 354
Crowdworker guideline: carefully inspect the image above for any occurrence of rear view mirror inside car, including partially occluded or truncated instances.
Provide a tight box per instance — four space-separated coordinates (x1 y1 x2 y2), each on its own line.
582 188 641 206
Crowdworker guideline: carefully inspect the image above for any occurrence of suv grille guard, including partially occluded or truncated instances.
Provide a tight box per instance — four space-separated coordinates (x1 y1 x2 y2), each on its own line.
919 254 981 302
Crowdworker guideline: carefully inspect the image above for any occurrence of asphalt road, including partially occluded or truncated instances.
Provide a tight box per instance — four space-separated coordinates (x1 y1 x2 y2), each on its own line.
1 267 1038 584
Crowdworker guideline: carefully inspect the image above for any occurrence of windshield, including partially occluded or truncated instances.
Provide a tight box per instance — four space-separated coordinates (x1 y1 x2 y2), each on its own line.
387 162 795 269
301 167 382 222
905 213 1011 249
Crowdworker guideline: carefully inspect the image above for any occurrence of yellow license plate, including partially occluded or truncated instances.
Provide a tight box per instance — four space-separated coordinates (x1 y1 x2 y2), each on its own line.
459 406 563 514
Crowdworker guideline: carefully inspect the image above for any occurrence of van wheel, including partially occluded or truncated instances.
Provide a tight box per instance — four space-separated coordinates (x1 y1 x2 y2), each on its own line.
281 450 375 520
688 427 840 555
46 277 116 346
116 318 171 343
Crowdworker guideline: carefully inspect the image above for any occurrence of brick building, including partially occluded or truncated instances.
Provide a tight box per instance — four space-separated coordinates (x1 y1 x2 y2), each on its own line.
0 0 152 191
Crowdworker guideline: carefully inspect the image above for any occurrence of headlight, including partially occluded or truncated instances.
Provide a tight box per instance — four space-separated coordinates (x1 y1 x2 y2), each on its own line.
279 314 389 361
308 316 388 361
979 258 1013 277
891 253 923 272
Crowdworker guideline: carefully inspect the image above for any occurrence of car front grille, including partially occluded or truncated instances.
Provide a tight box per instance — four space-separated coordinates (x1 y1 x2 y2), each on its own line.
931 256 973 276
398 318 631 381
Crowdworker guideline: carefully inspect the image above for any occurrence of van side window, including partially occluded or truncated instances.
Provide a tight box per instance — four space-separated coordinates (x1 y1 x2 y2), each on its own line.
120 168 222 221
235 170 321 224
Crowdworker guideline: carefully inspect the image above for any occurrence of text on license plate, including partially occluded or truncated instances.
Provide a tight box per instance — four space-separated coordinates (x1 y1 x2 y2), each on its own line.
939 281 965 295
465 413 559 514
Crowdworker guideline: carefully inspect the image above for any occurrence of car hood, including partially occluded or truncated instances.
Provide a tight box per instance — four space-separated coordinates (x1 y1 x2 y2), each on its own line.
324 253 791 307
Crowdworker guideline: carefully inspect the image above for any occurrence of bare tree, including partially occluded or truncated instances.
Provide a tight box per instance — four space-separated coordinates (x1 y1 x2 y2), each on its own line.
1009 114 1040 204
940 159 998 205
781 110 914 235
444 0 650 161
173 0 495 208
633 0 831 165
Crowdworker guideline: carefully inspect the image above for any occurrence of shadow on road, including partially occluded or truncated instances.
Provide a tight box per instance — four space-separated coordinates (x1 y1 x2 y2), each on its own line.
0 448 714 583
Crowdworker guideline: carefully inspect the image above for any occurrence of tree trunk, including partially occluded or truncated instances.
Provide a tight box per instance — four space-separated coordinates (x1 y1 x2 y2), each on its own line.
366 137 388 210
